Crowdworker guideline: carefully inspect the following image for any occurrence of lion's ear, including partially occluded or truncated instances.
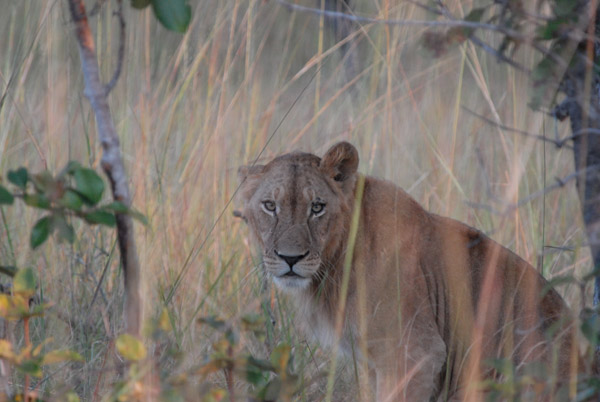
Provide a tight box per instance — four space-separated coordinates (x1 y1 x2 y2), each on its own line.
320 142 359 182
237 164 265 205
237 164 265 182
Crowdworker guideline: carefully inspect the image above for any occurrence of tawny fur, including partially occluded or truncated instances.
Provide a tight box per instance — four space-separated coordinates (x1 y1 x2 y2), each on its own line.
237 142 582 401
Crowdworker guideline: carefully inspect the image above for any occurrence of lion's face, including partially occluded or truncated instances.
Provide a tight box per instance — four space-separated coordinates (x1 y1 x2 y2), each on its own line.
237 142 358 292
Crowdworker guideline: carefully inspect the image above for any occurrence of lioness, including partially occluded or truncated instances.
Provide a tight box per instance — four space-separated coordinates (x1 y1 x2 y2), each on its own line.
237 142 582 401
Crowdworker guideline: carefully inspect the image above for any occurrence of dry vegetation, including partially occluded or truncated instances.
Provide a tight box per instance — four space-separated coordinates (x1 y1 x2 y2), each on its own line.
0 0 594 400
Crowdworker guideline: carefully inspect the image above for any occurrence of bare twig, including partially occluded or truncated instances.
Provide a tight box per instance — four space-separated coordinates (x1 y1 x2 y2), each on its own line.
515 165 600 208
92 339 113 402
467 34 529 73
274 0 526 36
67 0 142 336
558 127 600 143
274 0 582 76
88 240 117 313
462 106 574 149
465 164 600 214
104 0 125 95
23 317 30 402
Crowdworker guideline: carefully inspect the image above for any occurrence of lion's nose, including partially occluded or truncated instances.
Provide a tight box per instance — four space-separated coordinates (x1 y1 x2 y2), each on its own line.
275 250 309 268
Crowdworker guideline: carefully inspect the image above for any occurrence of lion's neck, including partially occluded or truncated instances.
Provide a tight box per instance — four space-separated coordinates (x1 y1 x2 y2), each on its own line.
294 277 356 355
302 202 356 349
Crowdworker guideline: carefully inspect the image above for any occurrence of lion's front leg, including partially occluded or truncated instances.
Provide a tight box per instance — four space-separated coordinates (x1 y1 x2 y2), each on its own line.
373 333 447 402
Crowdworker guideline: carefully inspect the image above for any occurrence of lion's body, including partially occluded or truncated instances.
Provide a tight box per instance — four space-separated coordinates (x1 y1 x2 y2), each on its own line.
237 142 580 401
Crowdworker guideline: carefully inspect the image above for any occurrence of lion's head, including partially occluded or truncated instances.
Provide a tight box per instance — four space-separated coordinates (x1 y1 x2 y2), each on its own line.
237 142 359 291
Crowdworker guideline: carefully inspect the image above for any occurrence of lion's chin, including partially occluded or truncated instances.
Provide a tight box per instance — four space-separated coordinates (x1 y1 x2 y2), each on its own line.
272 275 312 292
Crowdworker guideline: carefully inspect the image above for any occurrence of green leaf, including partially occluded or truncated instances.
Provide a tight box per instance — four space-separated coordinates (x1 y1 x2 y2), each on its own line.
464 7 486 22
241 313 265 330
31 216 53 249
65 391 81 402
30 171 55 193
116 334 147 361
246 356 275 373
0 185 14 205
53 215 75 244
103 202 148 225
42 349 84 365
73 168 104 205
17 359 43 377
241 313 266 341
60 160 82 176
151 0 191 33
7 167 28 189
160 389 184 402
24 194 51 209
22 303 49 319
552 0 578 18
537 18 566 40
0 294 30 320
158 307 171 332
131 0 151 9
0 266 17 277
59 190 83 211
0 340 16 361
198 316 227 331
270 344 291 372
83 210 116 227
245 362 266 386
103 201 129 213
14 267 37 294
130 209 149 225
245 356 273 385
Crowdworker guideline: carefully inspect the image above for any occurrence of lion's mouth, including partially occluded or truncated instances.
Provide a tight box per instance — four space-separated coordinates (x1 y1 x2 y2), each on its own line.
281 270 302 278
272 268 311 290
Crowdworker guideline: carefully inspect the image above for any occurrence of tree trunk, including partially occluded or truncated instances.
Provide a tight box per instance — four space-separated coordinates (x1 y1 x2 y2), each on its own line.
555 12 600 311
552 7 600 371
68 0 142 337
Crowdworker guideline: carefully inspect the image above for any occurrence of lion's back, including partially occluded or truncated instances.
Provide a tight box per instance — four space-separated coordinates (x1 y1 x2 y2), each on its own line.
425 213 577 390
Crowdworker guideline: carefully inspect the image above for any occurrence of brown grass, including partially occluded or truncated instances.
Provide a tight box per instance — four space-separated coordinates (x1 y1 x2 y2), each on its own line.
0 0 593 400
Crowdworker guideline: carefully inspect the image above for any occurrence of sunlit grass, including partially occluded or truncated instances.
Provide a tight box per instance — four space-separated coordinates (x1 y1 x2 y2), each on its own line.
0 0 593 400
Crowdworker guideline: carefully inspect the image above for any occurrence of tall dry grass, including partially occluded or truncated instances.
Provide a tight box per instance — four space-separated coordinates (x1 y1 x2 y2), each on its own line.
0 0 593 400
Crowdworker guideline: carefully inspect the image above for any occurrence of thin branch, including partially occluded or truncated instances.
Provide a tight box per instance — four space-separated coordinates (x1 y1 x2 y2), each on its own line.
274 0 526 36
274 0 583 76
425 0 529 72
467 34 529 73
515 165 600 208
88 240 117 313
68 0 141 337
465 165 600 215
462 106 574 149
558 127 600 144
104 0 125 95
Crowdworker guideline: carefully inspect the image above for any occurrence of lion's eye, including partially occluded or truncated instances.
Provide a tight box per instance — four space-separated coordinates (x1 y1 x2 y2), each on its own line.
311 202 326 216
262 200 277 214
